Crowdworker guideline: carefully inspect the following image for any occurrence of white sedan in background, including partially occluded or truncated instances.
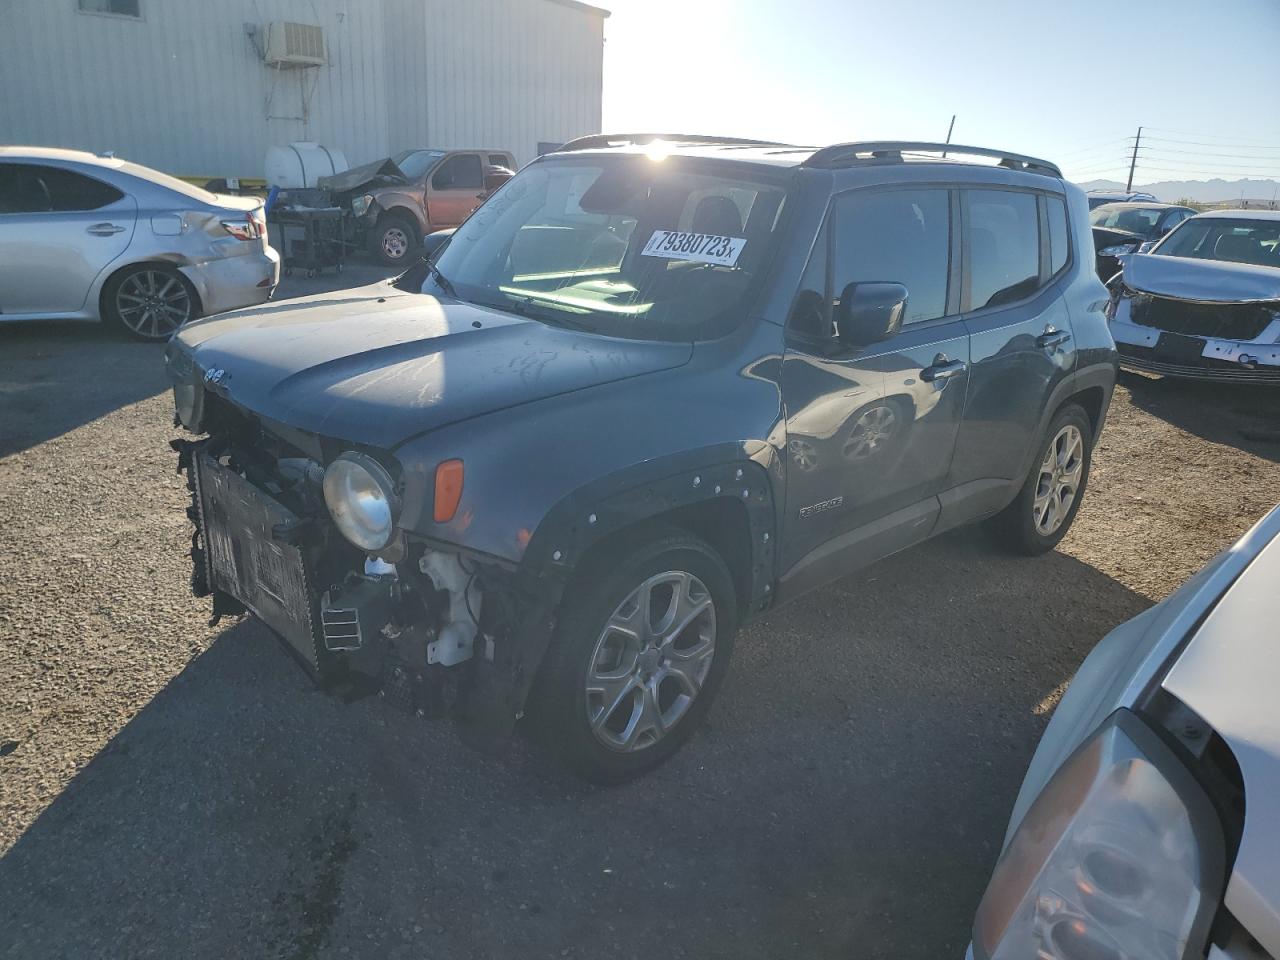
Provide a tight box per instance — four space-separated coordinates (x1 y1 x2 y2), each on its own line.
969 505 1280 960
0 146 278 341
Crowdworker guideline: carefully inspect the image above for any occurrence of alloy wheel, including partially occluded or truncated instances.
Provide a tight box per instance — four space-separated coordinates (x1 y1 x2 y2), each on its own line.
585 570 717 753
1033 424 1084 536
115 270 192 339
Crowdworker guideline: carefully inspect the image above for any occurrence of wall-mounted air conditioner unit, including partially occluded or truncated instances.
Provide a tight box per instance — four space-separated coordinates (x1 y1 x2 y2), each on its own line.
263 21 326 68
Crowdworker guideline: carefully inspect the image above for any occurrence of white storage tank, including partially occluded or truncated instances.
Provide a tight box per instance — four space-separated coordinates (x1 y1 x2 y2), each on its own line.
264 142 349 188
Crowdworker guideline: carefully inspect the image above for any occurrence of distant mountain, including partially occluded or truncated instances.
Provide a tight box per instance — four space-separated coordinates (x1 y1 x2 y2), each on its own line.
1076 177 1280 205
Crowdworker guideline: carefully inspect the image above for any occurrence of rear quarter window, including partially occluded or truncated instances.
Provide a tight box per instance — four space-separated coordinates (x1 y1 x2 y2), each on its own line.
1046 195 1069 275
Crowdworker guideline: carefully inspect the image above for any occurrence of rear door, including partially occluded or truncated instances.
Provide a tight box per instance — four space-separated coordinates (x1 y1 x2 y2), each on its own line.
778 185 970 592
425 152 485 227
944 188 1076 526
0 162 137 317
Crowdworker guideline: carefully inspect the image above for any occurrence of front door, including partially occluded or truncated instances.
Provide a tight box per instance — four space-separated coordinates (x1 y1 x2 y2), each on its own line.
779 186 970 596
425 152 485 227
0 163 136 317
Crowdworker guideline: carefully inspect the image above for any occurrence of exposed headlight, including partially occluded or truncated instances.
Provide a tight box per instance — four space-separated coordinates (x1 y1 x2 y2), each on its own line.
350 194 374 218
1098 243 1138 257
973 710 1224 960
165 343 203 430
323 452 400 551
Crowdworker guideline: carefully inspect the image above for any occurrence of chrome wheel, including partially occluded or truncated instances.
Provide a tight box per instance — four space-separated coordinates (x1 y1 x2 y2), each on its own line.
115 270 192 339
585 570 717 753
844 403 897 461
1033 424 1084 536
381 226 409 261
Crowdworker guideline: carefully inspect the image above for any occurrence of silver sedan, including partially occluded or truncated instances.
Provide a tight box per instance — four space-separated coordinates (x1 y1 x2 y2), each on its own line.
0 146 279 341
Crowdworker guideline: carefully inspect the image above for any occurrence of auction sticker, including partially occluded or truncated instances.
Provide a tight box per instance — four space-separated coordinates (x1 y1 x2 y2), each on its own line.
641 230 746 267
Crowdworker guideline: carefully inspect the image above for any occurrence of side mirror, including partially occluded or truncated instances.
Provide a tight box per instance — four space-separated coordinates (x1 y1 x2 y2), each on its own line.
834 282 907 346
421 228 455 261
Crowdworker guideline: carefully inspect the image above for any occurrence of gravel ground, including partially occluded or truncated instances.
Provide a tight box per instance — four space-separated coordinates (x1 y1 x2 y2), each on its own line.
2 273 1278 958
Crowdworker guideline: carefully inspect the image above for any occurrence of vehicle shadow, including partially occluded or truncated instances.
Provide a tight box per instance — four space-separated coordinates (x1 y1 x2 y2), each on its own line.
0 323 169 457
0 531 1148 960
1120 369 1280 463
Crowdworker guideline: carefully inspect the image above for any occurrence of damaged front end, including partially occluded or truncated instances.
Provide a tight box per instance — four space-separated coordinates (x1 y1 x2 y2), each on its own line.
171 414 564 747
1107 254 1280 383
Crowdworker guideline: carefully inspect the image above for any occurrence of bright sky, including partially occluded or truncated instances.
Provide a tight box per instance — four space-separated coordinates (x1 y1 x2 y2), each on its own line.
601 0 1280 185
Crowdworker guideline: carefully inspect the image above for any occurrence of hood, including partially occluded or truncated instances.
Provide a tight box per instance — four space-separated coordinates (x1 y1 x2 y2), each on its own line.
1123 253 1280 303
317 158 407 196
1161 515 1280 958
1092 225 1144 246
176 282 692 449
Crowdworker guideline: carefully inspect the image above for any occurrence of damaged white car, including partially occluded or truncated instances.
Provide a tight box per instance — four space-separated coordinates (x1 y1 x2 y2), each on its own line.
1106 210 1280 383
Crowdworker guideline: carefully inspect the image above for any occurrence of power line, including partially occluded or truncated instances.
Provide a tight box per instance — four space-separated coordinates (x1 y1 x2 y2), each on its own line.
1139 135 1280 153
1145 126 1280 147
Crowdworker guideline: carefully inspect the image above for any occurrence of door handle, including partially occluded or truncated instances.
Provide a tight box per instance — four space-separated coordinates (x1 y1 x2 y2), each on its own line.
87 223 126 236
1036 328 1072 349
920 357 967 382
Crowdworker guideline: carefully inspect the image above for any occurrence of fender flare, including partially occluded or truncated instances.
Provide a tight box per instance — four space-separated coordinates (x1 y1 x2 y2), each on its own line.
524 442 780 614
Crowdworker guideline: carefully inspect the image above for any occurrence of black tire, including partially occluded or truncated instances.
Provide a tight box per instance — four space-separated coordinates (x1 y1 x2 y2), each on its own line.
528 528 738 784
370 213 419 268
101 263 199 342
988 403 1094 555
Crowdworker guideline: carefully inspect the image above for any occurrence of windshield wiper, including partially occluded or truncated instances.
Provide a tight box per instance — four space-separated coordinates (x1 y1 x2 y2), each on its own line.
427 261 458 299
499 293 595 330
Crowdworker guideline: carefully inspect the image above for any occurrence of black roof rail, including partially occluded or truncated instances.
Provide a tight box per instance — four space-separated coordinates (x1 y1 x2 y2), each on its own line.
556 133 798 152
802 141 1062 178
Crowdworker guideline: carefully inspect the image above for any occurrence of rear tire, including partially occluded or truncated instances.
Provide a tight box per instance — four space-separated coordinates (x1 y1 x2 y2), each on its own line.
988 404 1093 555
102 264 199 342
370 214 419 268
528 528 738 784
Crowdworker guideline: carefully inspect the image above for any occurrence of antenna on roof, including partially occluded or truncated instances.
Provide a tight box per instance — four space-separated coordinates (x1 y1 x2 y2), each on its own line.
97 150 115 159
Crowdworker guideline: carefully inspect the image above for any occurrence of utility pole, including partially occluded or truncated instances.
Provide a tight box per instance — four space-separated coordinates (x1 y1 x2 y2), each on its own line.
942 115 956 157
1125 126 1143 193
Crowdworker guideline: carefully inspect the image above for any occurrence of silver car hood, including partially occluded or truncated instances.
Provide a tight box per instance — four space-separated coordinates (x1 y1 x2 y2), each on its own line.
1162 528 1280 958
1123 253 1280 303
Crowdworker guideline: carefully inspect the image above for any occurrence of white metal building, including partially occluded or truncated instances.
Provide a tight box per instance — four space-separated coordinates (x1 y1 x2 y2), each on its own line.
0 0 607 179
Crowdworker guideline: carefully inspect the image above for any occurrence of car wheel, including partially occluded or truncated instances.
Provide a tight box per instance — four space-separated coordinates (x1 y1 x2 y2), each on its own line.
529 529 738 784
989 403 1093 555
371 214 418 268
102 264 198 342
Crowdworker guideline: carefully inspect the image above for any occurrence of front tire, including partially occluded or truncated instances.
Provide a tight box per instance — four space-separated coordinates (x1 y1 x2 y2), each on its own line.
102 264 198 342
529 529 738 784
370 214 418 268
989 404 1093 555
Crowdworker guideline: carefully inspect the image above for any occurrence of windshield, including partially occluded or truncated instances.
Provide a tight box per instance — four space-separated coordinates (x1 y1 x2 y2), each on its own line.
1089 205 1162 237
1154 217 1280 269
392 149 446 180
427 156 790 341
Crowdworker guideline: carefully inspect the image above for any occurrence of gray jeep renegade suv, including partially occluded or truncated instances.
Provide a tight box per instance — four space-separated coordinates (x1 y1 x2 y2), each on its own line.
166 134 1118 782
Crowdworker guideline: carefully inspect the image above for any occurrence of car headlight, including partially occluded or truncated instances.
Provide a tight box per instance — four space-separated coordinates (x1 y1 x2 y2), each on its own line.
351 194 374 218
322 452 400 551
1098 243 1138 257
973 710 1224 960
165 343 203 431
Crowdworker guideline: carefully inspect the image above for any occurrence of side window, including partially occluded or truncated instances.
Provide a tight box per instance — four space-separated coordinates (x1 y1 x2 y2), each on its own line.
432 154 484 190
0 164 122 213
488 154 510 169
830 188 951 325
1046 195 1069 276
967 190 1040 310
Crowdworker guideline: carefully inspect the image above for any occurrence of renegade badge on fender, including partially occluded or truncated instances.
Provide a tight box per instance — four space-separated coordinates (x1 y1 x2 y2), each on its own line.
166 134 1118 783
